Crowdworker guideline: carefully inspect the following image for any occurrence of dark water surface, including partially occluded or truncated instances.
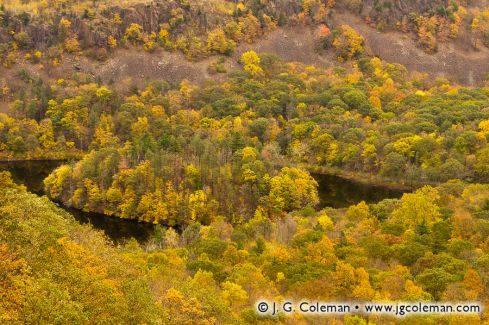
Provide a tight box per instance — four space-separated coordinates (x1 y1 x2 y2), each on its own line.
0 160 154 244
0 161 407 243
312 173 405 209
0 160 64 195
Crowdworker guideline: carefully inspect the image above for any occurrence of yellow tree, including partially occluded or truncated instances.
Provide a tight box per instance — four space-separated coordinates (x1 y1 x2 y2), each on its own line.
83 179 103 212
334 261 356 297
268 167 319 214
207 28 235 55
0 244 28 323
124 23 144 45
221 281 248 311
332 25 364 60
161 288 214 324
463 269 482 300
240 51 263 77
345 201 370 222
137 191 168 223
352 268 376 300
305 236 337 267
391 186 441 231
92 114 119 149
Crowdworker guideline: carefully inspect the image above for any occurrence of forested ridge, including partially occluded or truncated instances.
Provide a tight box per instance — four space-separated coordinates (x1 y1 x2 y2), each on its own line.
1 0 489 324
4 158 489 323
1 49 489 323
3 51 489 225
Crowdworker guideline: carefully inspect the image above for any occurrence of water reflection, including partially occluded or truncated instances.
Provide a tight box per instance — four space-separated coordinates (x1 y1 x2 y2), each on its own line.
312 173 405 209
0 161 407 243
0 160 154 244
63 206 154 244
0 160 64 194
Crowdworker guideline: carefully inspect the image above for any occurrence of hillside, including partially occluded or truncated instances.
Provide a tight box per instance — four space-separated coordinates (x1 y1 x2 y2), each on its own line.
1 1 489 324
332 10 489 85
3 165 489 323
1 0 489 90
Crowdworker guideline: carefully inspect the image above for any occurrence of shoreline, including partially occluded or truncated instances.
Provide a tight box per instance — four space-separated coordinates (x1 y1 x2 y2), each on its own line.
303 164 436 192
1 158 427 193
0 155 83 163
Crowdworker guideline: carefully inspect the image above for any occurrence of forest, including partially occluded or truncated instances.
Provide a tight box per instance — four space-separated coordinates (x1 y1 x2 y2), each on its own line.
1 0 489 324
3 153 489 323
1 0 489 66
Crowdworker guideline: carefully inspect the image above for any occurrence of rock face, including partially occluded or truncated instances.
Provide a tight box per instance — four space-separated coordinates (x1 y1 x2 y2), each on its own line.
1 2 167 49
332 11 489 85
0 0 305 51
1 0 207 50
1 0 488 87
390 0 448 14
339 0 449 25
0 0 462 54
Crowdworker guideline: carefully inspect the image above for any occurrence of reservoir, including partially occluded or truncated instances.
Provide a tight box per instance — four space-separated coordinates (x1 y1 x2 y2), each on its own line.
1 161 406 243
